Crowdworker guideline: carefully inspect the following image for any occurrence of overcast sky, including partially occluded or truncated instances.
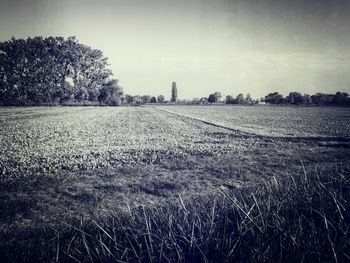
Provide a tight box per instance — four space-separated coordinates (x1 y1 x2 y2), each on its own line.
1 0 350 99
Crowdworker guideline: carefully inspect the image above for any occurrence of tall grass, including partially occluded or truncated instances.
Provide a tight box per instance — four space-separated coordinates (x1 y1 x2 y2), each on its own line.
1 165 349 262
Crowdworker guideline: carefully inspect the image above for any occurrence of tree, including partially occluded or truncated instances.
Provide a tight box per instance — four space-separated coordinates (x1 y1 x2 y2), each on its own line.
150 96 157 103
141 95 151 104
98 79 123 106
311 93 333 106
246 93 252 103
200 97 208 104
190 98 201 105
133 95 142 104
171 81 177 103
333 92 349 105
265 92 284 104
226 95 236 104
208 94 217 103
286 92 304 105
157 95 165 103
124 94 134 104
208 92 222 103
213 92 222 102
236 93 244 104
0 36 113 105
303 94 312 105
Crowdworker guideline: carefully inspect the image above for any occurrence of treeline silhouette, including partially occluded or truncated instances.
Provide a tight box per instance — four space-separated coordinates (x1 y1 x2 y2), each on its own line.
262 91 350 106
124 91 350 107
0 36 123 106
1 36 349 107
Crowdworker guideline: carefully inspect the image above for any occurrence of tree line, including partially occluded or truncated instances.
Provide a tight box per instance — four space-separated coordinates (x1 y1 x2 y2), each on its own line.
0 36 123 106
122 81 178 105
1 36 348 107
122 90 350 107
262 91 350 106
202 91 349 106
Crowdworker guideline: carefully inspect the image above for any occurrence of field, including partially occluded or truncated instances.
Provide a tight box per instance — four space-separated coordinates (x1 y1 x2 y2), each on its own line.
155 105 350 138
0 105 350 262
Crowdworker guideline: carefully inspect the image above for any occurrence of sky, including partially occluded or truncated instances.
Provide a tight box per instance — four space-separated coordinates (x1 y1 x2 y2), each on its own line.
1 0 350 100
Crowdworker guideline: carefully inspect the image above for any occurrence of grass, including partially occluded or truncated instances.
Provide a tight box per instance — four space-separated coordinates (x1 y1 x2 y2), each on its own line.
0 106 349 262
1 164 349 262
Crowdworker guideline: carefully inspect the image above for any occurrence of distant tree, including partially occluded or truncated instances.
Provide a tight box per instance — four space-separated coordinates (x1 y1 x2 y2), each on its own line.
98 79 123 106
171 81 177 103
246 93 252 103
208 92 222 103
150 96 157 103
259 91 350 106
157 95 165 103
333 92 349 105
286 92 304 105
200 97 208 104
141 95 152 104
303 94 312 105
177 99 191 104
311 93 333 106
132 95 142 104
236 93 244 104
213 92 222 102
226 95 233 101
190 98 201 105
311 93 321 105
265 92 284 104
225 95 236 104
208 94 217 103
124 94 134 104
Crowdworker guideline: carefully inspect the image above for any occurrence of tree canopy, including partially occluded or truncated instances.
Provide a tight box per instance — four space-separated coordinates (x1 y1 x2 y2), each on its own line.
262 91 350 106
0 36 122 105
208 92 222 103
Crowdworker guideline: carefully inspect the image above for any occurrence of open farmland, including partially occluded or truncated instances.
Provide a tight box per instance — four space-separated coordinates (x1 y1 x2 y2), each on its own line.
157 105 350 138
1 106 350 262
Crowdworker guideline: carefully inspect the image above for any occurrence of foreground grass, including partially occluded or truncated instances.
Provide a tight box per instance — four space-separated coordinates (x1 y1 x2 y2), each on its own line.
1 107 349 262
1 164 349 263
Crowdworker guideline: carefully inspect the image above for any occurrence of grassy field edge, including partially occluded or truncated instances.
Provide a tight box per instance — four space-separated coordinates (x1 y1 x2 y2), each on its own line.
1 164 349 263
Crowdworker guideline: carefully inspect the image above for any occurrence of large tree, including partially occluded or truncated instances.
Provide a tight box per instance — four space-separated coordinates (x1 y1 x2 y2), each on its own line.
0 36 114 105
